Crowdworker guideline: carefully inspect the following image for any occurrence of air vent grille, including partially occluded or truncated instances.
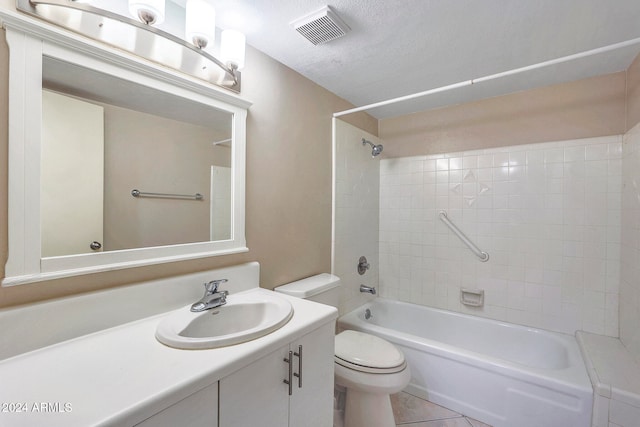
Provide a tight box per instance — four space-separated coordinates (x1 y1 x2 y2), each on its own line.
291 6 350 45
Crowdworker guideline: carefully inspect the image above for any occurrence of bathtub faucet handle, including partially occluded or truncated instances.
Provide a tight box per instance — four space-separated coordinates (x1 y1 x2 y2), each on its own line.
360 284 376 295
357 256 370 275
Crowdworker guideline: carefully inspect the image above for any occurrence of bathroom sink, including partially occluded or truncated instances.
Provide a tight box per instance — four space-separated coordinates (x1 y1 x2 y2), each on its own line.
155 291 294 350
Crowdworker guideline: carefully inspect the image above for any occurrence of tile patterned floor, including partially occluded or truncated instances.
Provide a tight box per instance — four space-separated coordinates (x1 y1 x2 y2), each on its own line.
391 392 493 427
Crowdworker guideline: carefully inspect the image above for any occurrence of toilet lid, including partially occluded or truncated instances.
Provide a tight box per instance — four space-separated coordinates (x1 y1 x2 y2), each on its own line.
334 330 405 370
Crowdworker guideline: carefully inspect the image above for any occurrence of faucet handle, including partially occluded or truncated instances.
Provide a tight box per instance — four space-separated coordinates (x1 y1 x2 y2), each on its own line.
357 256 370 275
204 278 228 294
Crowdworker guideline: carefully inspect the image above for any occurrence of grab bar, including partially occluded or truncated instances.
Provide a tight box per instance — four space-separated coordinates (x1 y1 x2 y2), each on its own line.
439 211 489 262
131 189 204 200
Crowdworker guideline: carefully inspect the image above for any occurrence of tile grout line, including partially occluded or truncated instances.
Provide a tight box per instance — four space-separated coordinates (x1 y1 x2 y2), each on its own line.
392 392 492 427
396 414 470 425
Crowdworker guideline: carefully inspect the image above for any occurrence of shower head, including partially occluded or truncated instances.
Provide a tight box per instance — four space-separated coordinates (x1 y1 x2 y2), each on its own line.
362 138 383 157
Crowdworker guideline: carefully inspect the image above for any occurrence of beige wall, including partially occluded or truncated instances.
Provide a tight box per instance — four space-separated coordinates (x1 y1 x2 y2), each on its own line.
379 72 627 157
627 53 640 131
0 29 376 308
103 104 229 251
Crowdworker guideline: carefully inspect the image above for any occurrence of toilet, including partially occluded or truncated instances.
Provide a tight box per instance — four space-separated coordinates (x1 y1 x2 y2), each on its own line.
275 274 410 427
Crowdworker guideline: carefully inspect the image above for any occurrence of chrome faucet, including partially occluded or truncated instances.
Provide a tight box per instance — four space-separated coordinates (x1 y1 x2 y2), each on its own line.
191 279 229 312
357 256 370 275
359 284 376 295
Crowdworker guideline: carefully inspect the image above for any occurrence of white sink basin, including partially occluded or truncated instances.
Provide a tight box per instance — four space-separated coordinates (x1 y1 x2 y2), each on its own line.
156 290 294 350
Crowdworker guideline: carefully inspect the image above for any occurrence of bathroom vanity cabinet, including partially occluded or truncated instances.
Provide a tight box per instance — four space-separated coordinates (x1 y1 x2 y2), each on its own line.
136 322 334 427
137 323 334 427
0 264 338 427
135 383 219 427
219 322 335 427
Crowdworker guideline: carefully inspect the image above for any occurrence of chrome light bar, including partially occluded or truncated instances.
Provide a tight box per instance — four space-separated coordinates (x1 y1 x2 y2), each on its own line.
16 0 241 93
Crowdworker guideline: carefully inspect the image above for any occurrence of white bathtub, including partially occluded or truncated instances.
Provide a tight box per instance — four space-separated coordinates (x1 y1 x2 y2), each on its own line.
338 299 593 427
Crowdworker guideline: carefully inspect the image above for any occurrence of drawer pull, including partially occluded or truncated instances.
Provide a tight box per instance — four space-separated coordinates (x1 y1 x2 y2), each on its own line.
293 345 302 388
283 350 293 396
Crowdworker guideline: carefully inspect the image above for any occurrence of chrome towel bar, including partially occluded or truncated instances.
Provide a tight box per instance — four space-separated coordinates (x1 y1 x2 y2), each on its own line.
131 189 204 200
439 211 489 262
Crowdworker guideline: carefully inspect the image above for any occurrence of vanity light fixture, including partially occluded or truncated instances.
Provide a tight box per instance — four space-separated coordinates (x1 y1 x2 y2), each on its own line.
16 0 246 92
128 0 165 25
185 0 215 49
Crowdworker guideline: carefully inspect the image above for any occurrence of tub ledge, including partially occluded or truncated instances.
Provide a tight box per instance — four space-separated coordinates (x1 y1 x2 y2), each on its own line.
577 331 640 427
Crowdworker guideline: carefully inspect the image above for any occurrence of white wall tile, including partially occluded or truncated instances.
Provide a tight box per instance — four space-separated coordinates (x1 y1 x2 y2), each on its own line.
609 399 640 427
585 143 610 161
340 129 629 340
620 123 640 364
545 147 565 163
526 149 545 165
379 136 622 335
334 120 380 314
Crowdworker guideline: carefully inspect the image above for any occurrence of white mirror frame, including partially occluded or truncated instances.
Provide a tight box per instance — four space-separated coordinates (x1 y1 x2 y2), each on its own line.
1 11 251 286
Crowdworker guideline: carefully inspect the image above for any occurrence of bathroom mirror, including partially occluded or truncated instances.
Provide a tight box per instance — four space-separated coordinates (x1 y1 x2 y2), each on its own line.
41 57 234 256
2 14 251 286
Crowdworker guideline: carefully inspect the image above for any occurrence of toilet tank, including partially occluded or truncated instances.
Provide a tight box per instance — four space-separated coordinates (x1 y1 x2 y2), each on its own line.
274 273 341 308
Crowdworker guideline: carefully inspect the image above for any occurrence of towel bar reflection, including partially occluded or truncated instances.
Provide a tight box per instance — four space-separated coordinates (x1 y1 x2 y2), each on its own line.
439 211 489 262
131 189 204 200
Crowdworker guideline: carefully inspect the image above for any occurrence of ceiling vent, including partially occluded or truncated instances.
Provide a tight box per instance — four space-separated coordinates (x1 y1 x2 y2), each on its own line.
291 6 350 45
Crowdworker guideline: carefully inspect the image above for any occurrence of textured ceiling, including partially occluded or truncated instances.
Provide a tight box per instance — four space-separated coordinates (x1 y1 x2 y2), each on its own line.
177 0 640 119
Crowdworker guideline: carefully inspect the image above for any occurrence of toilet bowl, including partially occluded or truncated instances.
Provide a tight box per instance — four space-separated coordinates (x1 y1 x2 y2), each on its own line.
275 274 410 427
334 330 410 427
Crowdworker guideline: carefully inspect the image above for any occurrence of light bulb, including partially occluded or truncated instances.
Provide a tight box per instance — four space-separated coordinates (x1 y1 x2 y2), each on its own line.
185 0 216 49
128 0 165 25
221 29 246 70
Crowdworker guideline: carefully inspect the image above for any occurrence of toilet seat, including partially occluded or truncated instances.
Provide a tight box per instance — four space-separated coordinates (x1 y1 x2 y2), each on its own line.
334 330 406 374
335 356 407 374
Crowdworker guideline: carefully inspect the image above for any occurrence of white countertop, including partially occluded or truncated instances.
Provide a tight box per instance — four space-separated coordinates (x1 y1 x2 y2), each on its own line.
0 288 337 427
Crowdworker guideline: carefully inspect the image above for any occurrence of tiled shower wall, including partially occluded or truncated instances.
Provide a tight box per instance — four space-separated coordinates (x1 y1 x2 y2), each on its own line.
379 136 622 336
333 119 380 315
621 123 640 361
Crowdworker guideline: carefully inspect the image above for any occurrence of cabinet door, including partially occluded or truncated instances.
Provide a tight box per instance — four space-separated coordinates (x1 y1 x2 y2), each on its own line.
135 382 218 427
289 323 335 427
219 345 290 427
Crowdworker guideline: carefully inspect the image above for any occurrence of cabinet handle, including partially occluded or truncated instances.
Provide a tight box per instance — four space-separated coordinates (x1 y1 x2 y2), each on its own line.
283 350 293 396
293 345 302 388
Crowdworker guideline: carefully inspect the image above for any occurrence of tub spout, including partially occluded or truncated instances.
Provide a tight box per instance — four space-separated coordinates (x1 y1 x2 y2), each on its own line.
360 284 376 295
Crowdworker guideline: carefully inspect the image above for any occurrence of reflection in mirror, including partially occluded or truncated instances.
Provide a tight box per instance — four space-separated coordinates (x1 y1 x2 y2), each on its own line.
41 57 233 258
